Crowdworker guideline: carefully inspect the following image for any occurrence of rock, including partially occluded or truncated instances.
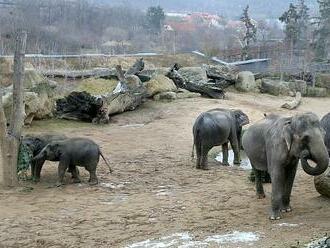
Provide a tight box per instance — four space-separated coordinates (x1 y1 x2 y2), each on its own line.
144 74 177 97
261 79 297 96
0 57 48 88
306 86 327 97
176 89 201 99
314 167 330 198
3 91 54 125
178 67 208 86
315 73 330 89
236 71 257 92
77 78 119 95
255 79 262 89
153 91 177 101
126 75 143 90
203 64 239 82
289 80 307 95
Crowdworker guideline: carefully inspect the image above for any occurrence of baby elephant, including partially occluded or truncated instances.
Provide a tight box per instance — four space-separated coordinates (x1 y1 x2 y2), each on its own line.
33 137 112 186
192 108 249 170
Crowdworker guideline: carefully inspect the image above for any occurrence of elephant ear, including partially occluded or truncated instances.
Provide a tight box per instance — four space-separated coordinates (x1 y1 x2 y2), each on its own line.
52 143 62 158
283 119 293 151
233 110 249 127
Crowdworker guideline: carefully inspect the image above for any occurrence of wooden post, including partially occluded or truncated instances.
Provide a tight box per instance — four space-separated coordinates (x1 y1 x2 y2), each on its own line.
0 31 27 187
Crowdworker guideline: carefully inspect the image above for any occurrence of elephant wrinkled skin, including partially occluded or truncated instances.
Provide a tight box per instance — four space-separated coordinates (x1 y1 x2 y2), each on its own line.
192 108 249 170
33 137 112 186
242 113 329 220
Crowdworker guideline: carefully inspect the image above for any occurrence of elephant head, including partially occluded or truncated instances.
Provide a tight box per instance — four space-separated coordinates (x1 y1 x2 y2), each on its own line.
33 142 62 162
283 112 329 176
233 109 250 129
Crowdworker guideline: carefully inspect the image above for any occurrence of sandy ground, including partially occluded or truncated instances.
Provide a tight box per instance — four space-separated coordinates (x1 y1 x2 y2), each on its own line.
0 91 329 248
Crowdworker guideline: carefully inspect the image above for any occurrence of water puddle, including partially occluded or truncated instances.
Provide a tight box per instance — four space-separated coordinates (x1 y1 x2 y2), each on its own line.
126 231 260 248
215 150 252 170
306 237 330 248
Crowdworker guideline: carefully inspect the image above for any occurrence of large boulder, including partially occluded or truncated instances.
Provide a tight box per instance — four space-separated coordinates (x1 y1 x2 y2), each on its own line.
153 91 177 101
261 79 307 96
178 67 208 86
0 58 47 87
144 74 177 97
3 90 55 125
235 71 257 92
176 89 201 99
77 78 118 95
260 79 292 96
306 86 327 97
315 73 330 89
203 64 239 82
314 167 330 198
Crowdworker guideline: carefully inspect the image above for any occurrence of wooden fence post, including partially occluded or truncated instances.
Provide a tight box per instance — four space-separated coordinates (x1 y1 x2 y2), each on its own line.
0 30 27 187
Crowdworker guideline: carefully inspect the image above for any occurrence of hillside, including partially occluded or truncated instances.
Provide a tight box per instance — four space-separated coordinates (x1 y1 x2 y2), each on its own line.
98 0 318 18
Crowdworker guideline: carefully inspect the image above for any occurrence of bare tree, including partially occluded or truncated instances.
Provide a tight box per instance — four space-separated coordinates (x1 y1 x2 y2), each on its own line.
0 31 27 187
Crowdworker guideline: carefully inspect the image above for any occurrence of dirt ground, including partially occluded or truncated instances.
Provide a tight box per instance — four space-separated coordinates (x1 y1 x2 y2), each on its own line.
0 91 329 248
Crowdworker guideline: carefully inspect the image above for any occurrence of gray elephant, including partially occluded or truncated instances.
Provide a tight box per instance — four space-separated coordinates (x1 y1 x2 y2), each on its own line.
242 113 329 220
33 137 113 186
22 134 68 181
192 108 249 170
320 112 330 155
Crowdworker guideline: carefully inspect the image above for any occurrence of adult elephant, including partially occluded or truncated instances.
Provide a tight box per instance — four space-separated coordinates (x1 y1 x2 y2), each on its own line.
242 113 329 220
23 134 68 181
33 137 112 186
320 112 330 155
192 108 249 170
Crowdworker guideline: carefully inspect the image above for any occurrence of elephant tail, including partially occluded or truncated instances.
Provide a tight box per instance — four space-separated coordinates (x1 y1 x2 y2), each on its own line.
99 150 113 173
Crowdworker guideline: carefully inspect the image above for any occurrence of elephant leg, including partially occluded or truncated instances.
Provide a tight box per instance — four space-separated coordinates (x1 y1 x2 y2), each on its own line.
229 135 240 165
195 143 202 169
270 167 285 220
222 142 230 166
56 160 69 187
200 146 210 170
254 168 265 199
32 160 45 182
71 166 81 184
31 162 36 178
282 164 298 212
86 165 98 185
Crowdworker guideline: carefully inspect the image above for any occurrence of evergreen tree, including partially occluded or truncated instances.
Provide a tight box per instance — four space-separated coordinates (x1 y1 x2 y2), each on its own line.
296 0 310 51
313 0 330 61
146 6 165 34
279 3 300 48
240 5 257 60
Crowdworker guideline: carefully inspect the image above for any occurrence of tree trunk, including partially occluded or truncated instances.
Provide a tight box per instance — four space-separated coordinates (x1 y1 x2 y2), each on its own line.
281 92 302 110
0 31 27 187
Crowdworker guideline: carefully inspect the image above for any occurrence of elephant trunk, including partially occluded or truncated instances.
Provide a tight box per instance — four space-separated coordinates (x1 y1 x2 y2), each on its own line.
300 138 329 176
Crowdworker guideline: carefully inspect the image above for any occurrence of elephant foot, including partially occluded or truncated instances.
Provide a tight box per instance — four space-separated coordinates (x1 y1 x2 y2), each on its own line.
233 161 241 166
281 206 292 213
270 210 281 220
55 181 64 187
257 193 266 199
269 215 281 220
33 177 40 183
222 162 230 166
72 178 81 184
201 166 210 171
89 180 98 186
